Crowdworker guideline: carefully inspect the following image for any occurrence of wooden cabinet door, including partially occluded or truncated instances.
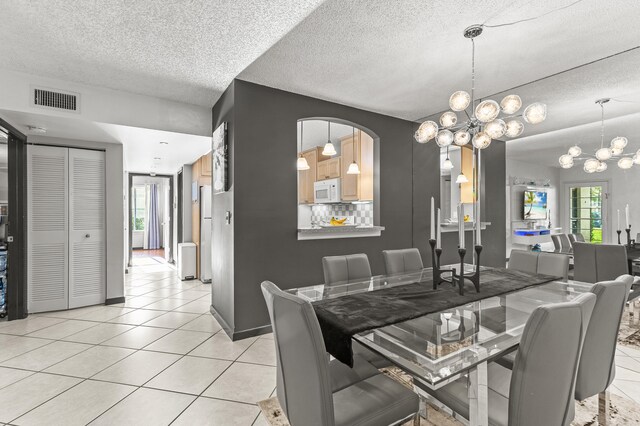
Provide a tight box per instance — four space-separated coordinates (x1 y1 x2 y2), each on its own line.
327 157 341 178
341 137 359 200
317 160 329 181
201 153 212 176
298 149 317 204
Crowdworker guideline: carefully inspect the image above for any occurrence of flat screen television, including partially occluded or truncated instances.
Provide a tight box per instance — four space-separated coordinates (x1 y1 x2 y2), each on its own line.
524 190 548 220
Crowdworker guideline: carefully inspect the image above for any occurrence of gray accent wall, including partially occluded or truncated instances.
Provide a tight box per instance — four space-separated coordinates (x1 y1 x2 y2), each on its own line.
211 79 506 339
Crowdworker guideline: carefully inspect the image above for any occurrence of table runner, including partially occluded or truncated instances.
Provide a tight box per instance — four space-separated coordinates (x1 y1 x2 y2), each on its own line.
312 267 560 366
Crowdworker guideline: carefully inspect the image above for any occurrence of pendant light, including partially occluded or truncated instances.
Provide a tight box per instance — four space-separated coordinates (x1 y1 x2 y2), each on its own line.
347 126 361 175
455 173 469 184
442 146 454 170
296 121 310 170
322 120 337 156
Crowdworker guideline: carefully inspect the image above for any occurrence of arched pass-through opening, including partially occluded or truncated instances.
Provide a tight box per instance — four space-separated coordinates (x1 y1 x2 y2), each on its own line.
296 117 380 238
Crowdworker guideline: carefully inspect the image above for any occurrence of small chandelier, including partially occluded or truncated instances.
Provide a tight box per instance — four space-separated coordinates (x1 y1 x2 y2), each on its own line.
414 25 547 148
559 98 638 173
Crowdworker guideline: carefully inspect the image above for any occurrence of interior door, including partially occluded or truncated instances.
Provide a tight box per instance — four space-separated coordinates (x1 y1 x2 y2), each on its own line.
27 145 69 313
68 148 106 308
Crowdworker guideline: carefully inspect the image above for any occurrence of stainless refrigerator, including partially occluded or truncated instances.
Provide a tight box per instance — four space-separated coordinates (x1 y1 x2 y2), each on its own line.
200 185 212 283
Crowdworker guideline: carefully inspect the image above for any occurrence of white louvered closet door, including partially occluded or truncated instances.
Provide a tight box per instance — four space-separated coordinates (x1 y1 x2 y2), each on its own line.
68 148 106 308
27 145 69 313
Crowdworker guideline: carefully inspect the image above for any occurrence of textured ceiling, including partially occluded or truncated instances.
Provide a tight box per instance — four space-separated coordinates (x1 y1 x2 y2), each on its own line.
0 109 211 174
0 0 325 107
240 0 640 121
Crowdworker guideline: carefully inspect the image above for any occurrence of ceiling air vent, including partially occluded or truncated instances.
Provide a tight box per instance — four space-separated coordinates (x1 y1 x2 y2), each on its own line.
32 87 80 112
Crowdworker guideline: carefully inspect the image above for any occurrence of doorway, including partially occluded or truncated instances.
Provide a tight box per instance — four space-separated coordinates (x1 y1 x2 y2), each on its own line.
0 117 28 320
128 173 174 268
563 182 608 244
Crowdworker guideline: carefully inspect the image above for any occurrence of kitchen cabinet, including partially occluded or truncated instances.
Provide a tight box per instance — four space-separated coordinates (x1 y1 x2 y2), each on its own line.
341 130 374 201
317 157 341 181
200 152 212 176
298 148 318 204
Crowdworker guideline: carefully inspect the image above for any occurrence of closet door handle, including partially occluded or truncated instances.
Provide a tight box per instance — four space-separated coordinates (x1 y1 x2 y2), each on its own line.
85 234 91 238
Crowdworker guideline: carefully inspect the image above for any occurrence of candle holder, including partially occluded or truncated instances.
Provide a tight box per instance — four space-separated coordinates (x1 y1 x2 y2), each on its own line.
429 239 455 290
617 230 622 245
452 245 483 296
626 226 632 248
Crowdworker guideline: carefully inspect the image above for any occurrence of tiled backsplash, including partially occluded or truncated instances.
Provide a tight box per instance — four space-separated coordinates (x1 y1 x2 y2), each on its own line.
311 203 373 226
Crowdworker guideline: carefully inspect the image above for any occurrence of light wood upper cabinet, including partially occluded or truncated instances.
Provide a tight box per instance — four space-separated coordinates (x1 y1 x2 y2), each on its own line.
298 149 318 204
317 157 341 181
341 130 374 201
201 152 212 176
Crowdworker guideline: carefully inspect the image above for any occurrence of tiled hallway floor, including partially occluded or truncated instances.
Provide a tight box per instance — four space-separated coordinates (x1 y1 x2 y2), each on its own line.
2 264 640 425
0 265 275 425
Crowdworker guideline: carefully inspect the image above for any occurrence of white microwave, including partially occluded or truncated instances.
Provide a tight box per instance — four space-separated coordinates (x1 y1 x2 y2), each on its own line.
314 178 341 204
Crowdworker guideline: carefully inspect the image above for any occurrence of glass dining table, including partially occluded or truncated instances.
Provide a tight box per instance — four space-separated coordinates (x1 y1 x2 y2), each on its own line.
287 265 593 426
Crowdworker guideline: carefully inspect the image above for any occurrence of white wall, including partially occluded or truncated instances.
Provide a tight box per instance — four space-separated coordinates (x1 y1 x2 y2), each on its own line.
505 159 561 254
0 69 211 137
557 164 640 244
30 135 125 301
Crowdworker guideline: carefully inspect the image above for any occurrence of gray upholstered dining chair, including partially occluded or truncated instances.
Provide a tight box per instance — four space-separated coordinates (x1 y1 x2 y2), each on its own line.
508 250 569 281
260 281 419 426
382 248 424 275
551 234 563 252
559 234 573 252
507 250 538 274
423 292 596 426
595 244 629 281
322 253 372 285
568 233 585 246
573 242 598 283
322 253 390 368
571 276 633 424
537 252 570 282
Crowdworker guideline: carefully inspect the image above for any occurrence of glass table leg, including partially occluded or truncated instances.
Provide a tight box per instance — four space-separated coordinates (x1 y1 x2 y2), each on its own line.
468 360 489 426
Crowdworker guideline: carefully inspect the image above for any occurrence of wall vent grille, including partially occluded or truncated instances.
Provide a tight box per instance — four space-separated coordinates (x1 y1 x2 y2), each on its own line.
33 87 79 112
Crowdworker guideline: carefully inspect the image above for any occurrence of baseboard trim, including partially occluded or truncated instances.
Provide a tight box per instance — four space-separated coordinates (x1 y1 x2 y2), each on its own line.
232 324 272 341
209 305 272 341
105 296 126 305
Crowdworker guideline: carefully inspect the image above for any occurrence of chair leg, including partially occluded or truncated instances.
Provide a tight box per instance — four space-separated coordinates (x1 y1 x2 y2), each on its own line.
413 412 421 426
598 390 610 425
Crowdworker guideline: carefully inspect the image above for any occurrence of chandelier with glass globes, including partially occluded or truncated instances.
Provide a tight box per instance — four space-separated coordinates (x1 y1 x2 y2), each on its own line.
414 25 547 149
558 98 640 173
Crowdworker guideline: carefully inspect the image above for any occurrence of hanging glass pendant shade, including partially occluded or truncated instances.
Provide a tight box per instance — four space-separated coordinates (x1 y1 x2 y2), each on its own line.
322 121 337 156
296 121 310 170
347 127 361 175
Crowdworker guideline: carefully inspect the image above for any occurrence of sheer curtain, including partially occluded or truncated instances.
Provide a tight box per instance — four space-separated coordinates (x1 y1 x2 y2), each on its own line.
146 184 161 249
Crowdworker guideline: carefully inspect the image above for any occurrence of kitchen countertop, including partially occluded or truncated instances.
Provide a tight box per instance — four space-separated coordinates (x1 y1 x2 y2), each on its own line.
298 226 385 240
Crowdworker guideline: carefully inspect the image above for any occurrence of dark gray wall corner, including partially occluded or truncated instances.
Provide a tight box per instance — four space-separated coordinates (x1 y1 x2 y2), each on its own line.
211 78 506 339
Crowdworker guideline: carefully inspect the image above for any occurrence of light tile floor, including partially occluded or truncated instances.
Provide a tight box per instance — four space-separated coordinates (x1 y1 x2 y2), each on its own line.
2 260 640 425
0 264 275 425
